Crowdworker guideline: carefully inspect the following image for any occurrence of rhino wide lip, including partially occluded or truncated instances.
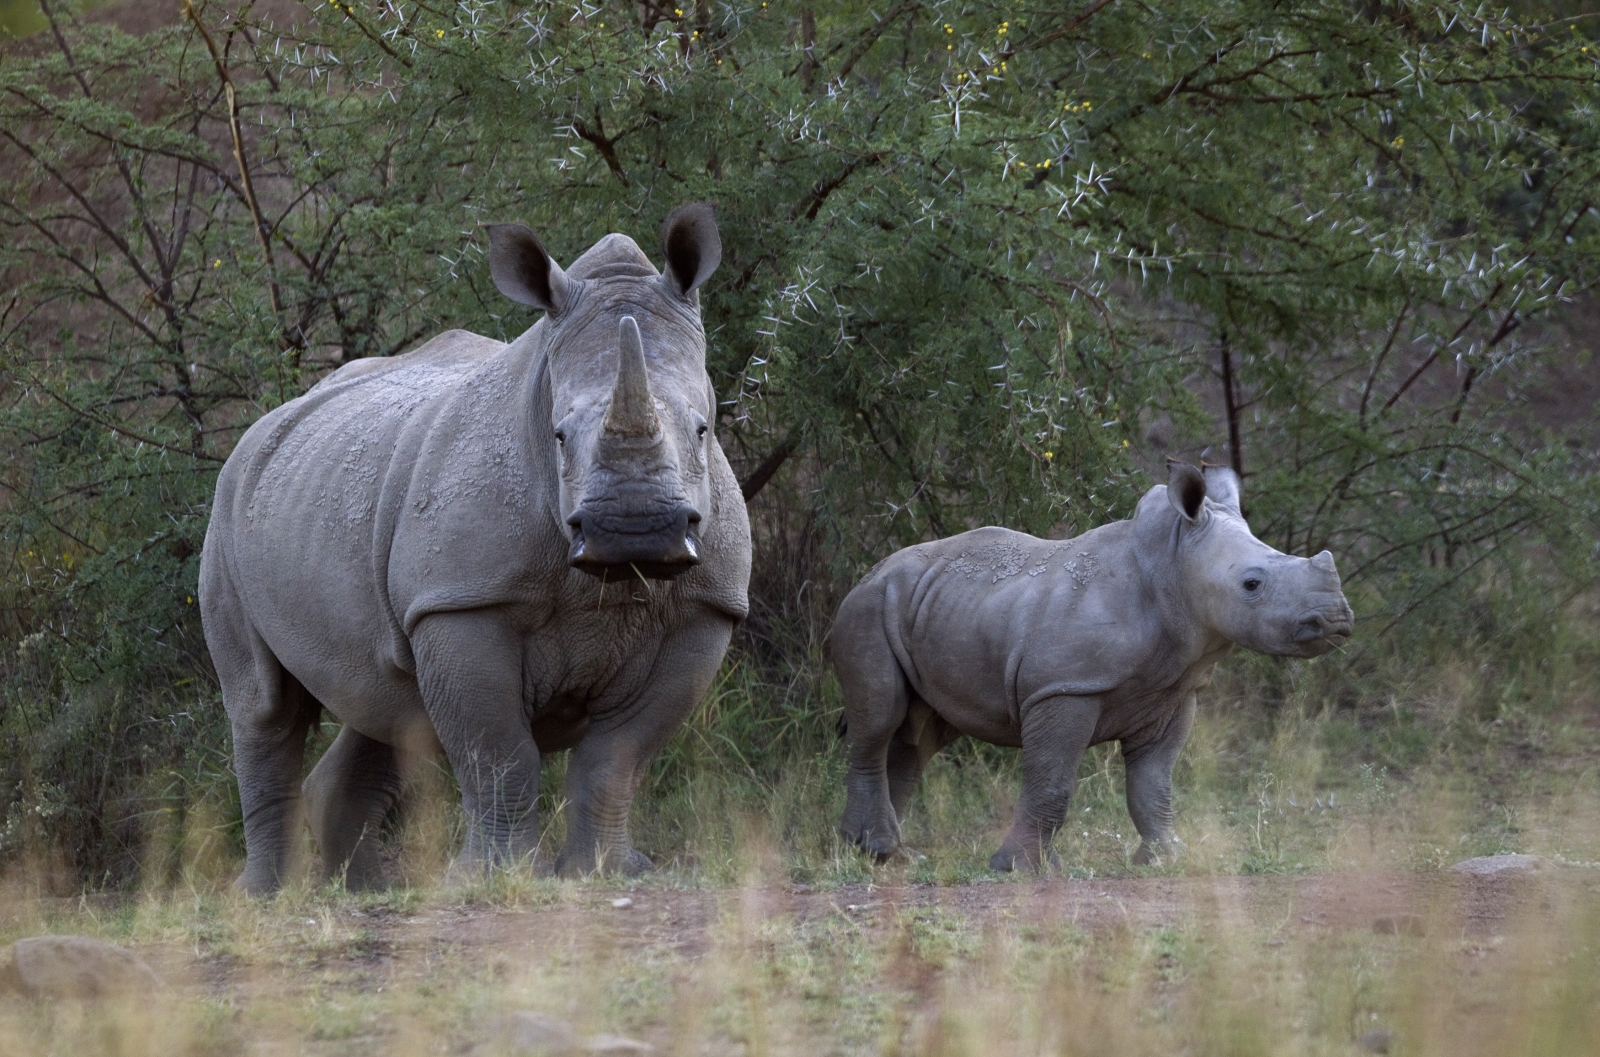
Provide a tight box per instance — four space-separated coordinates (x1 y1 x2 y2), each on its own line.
567 527 701 581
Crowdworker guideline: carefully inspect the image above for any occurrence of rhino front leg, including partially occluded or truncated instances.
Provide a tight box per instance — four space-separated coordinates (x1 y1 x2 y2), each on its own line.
991 695 1100 873
413 610 543 875
1123 694 1196 866
556 616 735 877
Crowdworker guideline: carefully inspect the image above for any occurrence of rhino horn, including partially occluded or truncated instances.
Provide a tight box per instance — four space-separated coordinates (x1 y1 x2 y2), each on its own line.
602 316 661 439
1310 550 1337 574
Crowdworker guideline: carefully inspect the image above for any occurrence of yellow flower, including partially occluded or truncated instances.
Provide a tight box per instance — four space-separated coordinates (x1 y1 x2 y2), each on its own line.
598 22 604 27
1391 135 1404 148
435 28 444 37
1142 52 1152 59
187 596 194 604
947 44 952 50
945 24 952 33
674 7 682 14
1122 439 1129 447
1045 451 1054 459
213 259 221 267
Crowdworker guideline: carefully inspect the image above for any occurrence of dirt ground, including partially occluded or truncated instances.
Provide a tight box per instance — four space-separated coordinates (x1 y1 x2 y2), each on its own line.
124 865 1594 1028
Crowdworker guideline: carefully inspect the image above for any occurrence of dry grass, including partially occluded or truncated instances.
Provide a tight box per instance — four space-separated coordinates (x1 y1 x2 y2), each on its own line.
3 592 1599 1055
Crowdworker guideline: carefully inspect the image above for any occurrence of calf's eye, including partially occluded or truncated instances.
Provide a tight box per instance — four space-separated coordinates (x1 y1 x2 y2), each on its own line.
697 424 708 439
554 430 566 446
1243 577 1262 592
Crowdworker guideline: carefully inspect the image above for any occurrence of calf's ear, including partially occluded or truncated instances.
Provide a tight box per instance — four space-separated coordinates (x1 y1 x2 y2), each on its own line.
486 223 571 315
1201 463 1242 515
1167 461 1207 523
659 203 722 300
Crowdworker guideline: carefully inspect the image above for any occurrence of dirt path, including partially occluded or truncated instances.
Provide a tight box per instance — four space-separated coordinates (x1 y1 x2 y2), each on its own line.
263 865 1570 991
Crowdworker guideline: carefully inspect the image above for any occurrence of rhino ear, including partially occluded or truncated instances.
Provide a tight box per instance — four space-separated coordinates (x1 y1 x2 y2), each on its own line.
1201 463 1242 516
486 223 571 315
659 203 722 301
1167 461 1207 523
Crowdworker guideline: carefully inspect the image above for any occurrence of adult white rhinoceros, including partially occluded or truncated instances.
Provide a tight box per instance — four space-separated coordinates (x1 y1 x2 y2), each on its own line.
832 462 1352 871
200 204 751 893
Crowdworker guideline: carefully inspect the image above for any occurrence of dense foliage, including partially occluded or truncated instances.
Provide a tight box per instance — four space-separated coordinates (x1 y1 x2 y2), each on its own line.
1 0 1597 883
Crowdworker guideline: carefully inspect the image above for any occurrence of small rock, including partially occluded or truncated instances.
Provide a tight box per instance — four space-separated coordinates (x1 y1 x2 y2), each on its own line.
1372 914 1426 937
1450 853 1550 877
1358 1027 1397 1053
584 1034 654 1054
475 1011 582 1055
0 936 162 1000
610 897 634 910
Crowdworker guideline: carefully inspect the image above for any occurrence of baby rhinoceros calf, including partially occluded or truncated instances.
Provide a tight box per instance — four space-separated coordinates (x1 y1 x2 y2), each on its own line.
832 462 1352 871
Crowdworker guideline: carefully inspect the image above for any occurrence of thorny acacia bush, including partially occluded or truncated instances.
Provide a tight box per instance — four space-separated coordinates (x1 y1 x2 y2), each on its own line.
0 0 1597 884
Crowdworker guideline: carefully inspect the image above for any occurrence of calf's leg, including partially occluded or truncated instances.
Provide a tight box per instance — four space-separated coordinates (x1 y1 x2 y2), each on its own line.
1123 694 1195 865
834 616 912 860
991 695 1099 873
556 617 735 877
886 701 960 823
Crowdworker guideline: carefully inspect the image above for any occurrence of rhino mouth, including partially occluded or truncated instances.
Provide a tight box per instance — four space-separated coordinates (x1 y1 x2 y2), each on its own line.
566 506 702 581
1293 610 1354 654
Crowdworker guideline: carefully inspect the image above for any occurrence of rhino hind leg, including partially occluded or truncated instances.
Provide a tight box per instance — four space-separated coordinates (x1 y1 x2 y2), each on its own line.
833 615 911 861
214 635 321 895
303 725 407 891
885 700 960 823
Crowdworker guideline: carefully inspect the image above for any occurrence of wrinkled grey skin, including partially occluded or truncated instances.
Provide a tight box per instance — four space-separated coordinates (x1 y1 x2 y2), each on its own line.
200 205 751 894
833 463 1352 871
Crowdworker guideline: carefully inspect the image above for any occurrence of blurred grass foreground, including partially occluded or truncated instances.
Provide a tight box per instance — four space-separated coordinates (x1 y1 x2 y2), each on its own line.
2 0 1600 1053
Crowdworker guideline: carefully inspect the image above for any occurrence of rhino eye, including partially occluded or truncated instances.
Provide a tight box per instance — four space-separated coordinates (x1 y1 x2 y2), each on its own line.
696 423 708 440
554 429 566 446
1243 577 1262 592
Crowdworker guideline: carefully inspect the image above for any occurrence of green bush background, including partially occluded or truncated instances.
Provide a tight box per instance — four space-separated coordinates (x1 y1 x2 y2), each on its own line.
1 0 1597 887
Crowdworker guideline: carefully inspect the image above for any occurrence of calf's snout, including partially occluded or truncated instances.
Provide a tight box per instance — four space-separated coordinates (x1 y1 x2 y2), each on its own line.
1293 603 1354 652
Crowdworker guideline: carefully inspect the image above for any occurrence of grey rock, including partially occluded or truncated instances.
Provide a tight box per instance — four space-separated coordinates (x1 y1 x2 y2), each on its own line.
201 205 752 894
469 1013 655 1057
833 462 1353 872
0 935 162 999
585 1035 655 1055
1357 1027 1397 1053
475 1012 582 1055
1451 853 1550 876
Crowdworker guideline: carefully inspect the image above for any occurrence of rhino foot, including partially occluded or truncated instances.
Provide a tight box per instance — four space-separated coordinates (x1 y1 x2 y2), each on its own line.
841 829 903 863
1132 837 1186 867
618 848 655 876
988 844 1061 874
554 846 655 878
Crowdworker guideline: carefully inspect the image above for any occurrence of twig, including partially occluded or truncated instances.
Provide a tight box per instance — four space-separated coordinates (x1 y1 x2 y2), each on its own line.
182 0 288 345
740 433 799 502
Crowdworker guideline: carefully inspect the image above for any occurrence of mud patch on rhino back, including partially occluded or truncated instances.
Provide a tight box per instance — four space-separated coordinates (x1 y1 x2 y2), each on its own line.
1062 550 1100 589
944 540 1031 584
